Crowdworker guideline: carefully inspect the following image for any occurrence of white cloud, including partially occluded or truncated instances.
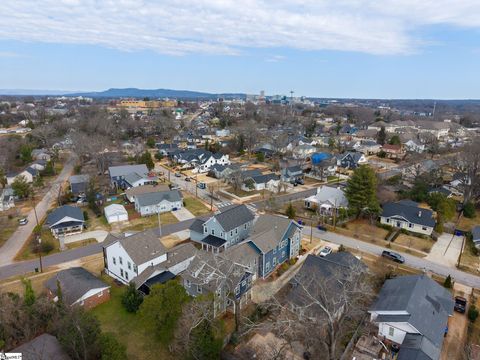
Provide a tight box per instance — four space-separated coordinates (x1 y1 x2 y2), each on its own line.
0 51 23 58
265 55 286 62
0 0 479 56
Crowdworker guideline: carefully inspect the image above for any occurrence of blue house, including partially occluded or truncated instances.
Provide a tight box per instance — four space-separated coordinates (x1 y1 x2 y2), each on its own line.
248 214 302 278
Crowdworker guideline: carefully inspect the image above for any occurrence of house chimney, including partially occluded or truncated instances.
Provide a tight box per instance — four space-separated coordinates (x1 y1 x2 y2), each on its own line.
418 210 422 217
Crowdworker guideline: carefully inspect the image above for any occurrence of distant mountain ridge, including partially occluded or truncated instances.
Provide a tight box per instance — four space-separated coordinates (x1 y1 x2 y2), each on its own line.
68 88 246 99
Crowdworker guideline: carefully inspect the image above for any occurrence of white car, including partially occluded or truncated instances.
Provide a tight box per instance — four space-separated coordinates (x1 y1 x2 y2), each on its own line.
318 246 332 257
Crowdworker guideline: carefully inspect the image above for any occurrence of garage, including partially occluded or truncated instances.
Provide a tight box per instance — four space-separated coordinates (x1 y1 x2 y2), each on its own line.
104 204 129 224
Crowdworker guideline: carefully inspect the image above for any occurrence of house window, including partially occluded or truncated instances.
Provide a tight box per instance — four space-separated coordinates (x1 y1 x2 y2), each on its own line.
211 229 215 235
197 285 202 293
119 257 123 265
186 279 191 287
422 226 427 231
244 224 247 229
235 228 238 234
204 227 207 233
125 272 129 280
112 257 116 265
266 262 270 270
388 327 395 337
273 258 277 266
273 248 276 254
230 231 233 236
409 223 413 228
120 269 124 277
133 264 137 273
235 287 240 295
127 262 131 270
97 291 103 298
386 218 390 223
282 251 286 258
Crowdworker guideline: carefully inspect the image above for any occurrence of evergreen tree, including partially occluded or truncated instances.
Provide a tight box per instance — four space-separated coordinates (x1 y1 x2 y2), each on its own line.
443 275 453 288
121 282 143 313
377 126 386 145
23 279 36 306
389 135 401 145
344 165 380 218
286 202 296 219
188 320 223 360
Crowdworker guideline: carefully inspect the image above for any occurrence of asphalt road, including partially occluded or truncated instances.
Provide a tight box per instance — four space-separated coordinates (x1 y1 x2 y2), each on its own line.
0 217 198 280
312 227 480 288
0 153 77 267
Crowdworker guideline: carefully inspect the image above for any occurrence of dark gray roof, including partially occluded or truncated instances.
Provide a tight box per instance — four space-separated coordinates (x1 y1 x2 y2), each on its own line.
250 173 280 184
381 201 436 228
46 205 84 226
124 172 144 185
69 175 89 194
398 333 440 360
104 229 167 265
44 267 109 306
109 164 148 178
213 204 255 232
135 190 182 207
189 218 205 233
249 214 298 253
202 235 227 247
371 275 453 350
13 334 71 360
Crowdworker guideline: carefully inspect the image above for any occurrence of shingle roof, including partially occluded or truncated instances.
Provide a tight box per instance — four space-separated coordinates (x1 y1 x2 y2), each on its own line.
124 172 144 185
381 201 436 228
46 205 84 226
472 226 480 242
307 185 348 208
398 333 440 360
109 164 148 178
202 235 227 247
125 184 170 198
370 274 453 351
212 204 255 232
135 190 182 207
104 229 167 265
224 241 261 267
249 214 298 253
13 334 71 360
250 173 280 184
44 267 109 306
189 218 205 233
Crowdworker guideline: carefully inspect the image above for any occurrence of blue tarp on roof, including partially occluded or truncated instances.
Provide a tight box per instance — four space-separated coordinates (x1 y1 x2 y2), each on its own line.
311 152 332 164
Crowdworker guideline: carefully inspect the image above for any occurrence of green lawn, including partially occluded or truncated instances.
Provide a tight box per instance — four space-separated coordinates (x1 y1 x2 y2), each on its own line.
15 226 60 261
91 277 173 360
183 197 211 216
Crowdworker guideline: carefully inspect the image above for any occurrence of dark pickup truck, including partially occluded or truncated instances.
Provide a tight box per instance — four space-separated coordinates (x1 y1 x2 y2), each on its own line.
381 250 405 264
454 296 467 314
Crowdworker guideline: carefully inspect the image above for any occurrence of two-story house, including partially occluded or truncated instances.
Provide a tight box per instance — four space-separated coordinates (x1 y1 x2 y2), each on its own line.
369 274 454 360
380 200 436 236
336 152 367 169
248 214 302 279
102 229 167 284
280 165 304 184
181 251 253 316
189 204 255 252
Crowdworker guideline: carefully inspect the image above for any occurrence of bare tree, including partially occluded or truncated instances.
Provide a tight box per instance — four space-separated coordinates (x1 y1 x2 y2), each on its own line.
451 139 480 205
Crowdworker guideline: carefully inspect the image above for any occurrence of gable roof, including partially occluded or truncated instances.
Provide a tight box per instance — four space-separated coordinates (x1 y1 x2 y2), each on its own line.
125 184 170 198
249 173 280 184
381 201 435 227
44 267 109 306
135 190 182 207
46 205 84 226
308 185 348 208
13 334 71 360
104 229 167 265
124 172 145 185
109 164 148 178
370 274 454 353
249 214 299 253
212 204 255 232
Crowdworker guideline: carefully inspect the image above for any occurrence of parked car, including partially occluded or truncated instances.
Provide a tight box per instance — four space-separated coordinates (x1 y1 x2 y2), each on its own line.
174 172 181 177
317 225 327 232
381 250 405 263
18 218 28 225
197 182 206 189
296 178 304 185
169 184 180 190
318 246 332 257
454 296 467 313
185 177 192 182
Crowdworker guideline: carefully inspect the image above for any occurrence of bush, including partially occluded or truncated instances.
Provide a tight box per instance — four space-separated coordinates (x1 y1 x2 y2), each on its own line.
154 152 163 161
463 202 476 218
40 241 55 253
443 275 453 288
83 211 89 221
99 332 127 360
468 305 479 323
121 283 143 313
338 244 346 252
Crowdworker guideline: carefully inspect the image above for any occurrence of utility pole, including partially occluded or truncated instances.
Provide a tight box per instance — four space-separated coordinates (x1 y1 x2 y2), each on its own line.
37 236 43 272
31 192 39 227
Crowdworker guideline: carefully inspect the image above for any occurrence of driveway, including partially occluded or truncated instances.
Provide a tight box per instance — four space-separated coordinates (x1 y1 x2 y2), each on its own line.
63 230 109 244
172 207 195 221
0 153 77 266
426 233 464 268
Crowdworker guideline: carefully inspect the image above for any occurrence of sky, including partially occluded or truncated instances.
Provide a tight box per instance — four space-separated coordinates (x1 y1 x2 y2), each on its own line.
0 0 480 99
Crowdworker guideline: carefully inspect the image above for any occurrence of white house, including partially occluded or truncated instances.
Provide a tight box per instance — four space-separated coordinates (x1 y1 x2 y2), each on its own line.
380 200 436 236
242 173 280 192
404 140 426 153
304 186 348 215
104 204 129 224
103 230 168 284
134 190 183 216
7 167 38 185
45 205 85 238
0 188 15 211
369 275 454 360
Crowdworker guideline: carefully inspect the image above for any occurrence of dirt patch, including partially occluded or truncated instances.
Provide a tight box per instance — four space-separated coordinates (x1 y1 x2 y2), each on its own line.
395 233 433 253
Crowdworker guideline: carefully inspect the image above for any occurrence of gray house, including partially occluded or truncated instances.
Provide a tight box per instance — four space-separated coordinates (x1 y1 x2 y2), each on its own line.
134 190 183 216
189 204 255 252
69 174 90 196
181 251 253 317
108 164 149 188
45 205 85 238
369 275 454 360
281 165 304 183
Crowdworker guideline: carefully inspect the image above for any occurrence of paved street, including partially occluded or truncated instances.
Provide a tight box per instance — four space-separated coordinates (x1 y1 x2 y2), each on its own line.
311 227 480 288
0 217 197 280
0 153 77 267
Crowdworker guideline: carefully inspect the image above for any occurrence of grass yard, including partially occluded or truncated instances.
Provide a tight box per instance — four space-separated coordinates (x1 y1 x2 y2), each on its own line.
457 211 478 232
183 196 211 216
395 233 434 254
121 212 178 232
0 213 20 247
91 277 173 360
65 238 97 250
15 226 60 261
